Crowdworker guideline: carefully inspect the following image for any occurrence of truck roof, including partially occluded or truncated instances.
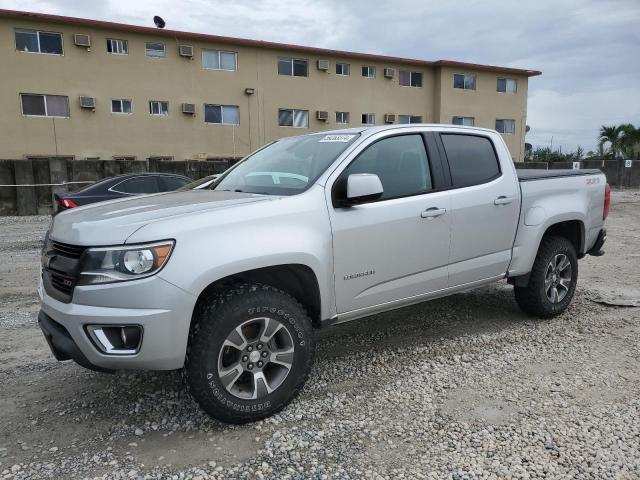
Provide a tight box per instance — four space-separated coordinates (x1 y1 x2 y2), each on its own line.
319 124 499 136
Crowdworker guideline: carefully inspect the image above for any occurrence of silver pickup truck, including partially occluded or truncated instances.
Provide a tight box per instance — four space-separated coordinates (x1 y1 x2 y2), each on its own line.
38 125 609 423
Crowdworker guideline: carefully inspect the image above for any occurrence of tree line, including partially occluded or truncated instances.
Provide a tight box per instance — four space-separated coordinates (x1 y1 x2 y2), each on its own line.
526 124 639 162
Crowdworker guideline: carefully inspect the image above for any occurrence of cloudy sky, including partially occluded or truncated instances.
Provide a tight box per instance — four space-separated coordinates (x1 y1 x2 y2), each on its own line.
3 0 639 153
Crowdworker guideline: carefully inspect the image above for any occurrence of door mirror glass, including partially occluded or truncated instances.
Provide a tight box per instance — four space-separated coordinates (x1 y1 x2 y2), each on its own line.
346 174 383 204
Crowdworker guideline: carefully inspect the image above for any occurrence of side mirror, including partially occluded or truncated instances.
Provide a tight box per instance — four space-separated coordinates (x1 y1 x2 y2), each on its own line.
345 173 383 204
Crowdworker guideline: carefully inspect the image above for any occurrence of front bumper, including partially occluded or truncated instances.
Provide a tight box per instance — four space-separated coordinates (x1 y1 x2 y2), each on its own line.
39 274 196 371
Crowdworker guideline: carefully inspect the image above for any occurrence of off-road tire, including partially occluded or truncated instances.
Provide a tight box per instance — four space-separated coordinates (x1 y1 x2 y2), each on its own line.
185 283 314 424
514 235 578 318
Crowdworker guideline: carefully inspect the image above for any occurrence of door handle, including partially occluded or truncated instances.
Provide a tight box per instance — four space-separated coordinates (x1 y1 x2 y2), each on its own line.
421 207 446 219
494 196 514 206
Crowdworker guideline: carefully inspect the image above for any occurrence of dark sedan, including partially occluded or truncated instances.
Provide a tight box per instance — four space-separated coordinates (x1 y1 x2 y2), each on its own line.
55 173 191 213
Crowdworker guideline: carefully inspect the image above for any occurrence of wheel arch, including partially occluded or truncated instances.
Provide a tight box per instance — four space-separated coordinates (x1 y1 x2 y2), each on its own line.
191 264 323 329
509 218 585 287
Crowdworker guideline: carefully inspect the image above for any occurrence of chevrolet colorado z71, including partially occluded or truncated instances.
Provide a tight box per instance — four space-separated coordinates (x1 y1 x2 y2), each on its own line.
38 125 609 423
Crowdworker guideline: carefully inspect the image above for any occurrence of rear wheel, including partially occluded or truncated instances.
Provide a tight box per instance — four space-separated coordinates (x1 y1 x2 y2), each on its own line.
185 284 314 424
514 236 578 318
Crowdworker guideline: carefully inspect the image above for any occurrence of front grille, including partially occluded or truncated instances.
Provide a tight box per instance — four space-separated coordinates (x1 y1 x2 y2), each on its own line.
43 241 87 303
52 241 85 258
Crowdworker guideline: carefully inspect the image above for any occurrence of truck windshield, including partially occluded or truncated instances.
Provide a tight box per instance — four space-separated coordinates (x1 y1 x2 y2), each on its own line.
212 133 360 195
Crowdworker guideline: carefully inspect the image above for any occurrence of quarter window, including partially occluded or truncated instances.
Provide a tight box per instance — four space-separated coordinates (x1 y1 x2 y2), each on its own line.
453 73 476 90
145 42 165 57
107 38 128 55
336 63 350 75
111 99 132 114
361 113 375 125
495 119 516 134
204 104 240 125
399 71 422 87
362 66 376 78
342 134 432 200
149 101 169 116
15 29 63 54
336 111 350 124
202 49 237 71
278 57 308 77
497 78 517 93
278 109 309 128
441 134 500 187
21 94 69 117
112 177 160 194
452 116 475 126
398 115 422 124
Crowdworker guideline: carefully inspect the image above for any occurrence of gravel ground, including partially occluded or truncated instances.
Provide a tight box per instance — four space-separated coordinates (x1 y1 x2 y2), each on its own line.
0 191 639 480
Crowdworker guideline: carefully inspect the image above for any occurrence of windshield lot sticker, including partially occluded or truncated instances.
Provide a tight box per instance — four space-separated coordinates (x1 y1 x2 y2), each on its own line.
319 134 355 143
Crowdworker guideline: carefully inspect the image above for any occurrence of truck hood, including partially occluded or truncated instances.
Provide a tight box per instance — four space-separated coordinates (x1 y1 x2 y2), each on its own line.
50 190 273 246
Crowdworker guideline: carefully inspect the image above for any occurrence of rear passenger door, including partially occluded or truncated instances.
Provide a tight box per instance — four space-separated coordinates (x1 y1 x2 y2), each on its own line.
438 133 520 286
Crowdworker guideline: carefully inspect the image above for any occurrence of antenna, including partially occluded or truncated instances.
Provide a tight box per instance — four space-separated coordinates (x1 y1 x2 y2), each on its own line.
153 16 166 28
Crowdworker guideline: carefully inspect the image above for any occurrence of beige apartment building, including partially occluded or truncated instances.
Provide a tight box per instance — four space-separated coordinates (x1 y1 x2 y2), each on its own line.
0 9 540 162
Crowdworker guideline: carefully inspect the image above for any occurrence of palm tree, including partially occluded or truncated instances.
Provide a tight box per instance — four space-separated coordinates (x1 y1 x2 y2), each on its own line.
621 124 640 159
598 125 625 159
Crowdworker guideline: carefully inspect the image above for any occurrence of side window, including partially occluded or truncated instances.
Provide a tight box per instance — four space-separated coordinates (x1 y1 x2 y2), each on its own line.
113 177 160 194
342 135 432 200
161 176 189 191
441 134 500 187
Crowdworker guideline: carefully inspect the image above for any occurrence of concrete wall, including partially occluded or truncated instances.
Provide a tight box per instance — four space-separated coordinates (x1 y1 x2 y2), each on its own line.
0 157 239 215
514 160 640 188
2 159 639 216
0 15 532 162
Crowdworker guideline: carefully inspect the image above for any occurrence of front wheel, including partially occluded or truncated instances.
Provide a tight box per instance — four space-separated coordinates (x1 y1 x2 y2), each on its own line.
514 236 578 318
185 284 314 424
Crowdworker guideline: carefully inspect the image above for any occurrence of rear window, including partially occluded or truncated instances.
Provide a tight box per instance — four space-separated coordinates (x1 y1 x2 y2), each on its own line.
441 134 500 187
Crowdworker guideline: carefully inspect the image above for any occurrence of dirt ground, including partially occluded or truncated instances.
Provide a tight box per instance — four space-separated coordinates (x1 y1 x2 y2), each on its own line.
0 191 638 479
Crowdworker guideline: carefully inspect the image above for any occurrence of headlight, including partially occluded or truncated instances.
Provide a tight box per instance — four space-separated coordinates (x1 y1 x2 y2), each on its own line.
77 240 175 285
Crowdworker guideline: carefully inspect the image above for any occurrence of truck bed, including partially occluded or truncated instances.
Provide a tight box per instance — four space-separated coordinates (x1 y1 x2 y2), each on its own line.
517 169 602 182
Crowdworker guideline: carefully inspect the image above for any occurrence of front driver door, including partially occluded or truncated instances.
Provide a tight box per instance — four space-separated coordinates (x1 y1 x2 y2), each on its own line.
327 132 451 315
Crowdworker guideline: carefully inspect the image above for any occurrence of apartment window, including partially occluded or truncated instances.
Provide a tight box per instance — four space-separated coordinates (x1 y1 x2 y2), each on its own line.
204 104 240 125
361 113 375 125
15 29 63 54
336 111 350 124
362 66 376 78
21 94 69 117
277 57 308 76
336 63 350 76
398 115 422 124
145 42 165 58
107 38 128 55
497 78 517 93
495 119 516 134
399 71 423 87
278 109 308 128
453 73 476 90
149 101 169 116
452 116 475 126
202 49 237 71
111 99 132 114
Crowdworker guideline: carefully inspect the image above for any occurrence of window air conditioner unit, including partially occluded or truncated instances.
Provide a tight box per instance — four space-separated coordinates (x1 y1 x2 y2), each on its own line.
179 45 194 58
74 34 91 47
317 60 330 71
79 96 96 109
316 110 329 121
384 68 396 78
182 103 196 115
384 113 396 123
